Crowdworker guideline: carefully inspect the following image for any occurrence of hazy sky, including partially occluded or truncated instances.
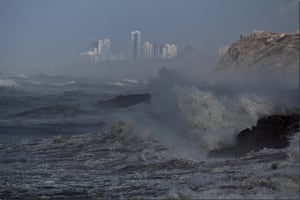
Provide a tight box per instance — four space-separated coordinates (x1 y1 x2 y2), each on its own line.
0 0 298 67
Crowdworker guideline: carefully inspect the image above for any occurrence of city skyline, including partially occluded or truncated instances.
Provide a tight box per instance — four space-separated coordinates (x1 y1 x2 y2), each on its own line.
80 30 178 63
0 0 297 67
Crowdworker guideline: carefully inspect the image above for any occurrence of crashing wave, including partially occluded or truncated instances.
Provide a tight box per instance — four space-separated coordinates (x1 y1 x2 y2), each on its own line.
144 68 298 153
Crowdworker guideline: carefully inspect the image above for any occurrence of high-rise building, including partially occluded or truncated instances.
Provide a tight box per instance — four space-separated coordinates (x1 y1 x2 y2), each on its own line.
80 37 112 63
161 46 167 58
153 44 160 58
165 43 177 58
143 41 153 58
101 38 111 60
97 39 103 56
131 30 141 60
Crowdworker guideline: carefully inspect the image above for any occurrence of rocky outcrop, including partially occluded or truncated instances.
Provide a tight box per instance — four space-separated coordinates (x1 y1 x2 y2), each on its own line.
217 31 299 72
208 114 299 157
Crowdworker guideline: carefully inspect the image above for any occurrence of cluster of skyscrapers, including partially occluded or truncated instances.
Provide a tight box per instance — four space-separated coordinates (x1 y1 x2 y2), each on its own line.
80 30 177 63
131 30 178 60
80 38 112 63
95 38 111 61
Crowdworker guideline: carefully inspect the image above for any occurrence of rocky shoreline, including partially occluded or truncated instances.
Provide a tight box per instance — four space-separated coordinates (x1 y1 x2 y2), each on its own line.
209 113 299 158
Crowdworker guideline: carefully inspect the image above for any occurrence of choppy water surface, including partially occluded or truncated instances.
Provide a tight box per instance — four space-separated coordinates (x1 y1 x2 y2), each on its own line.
0 126 299 199
0 73 299 199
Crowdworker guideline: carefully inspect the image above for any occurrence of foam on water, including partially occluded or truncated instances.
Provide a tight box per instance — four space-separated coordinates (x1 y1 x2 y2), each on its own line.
178 87 274 151
0 70 298 199
287 133 300 164
0 79 19 87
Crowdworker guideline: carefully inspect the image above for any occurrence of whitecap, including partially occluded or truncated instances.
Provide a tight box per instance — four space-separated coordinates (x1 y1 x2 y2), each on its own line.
0 79 20 87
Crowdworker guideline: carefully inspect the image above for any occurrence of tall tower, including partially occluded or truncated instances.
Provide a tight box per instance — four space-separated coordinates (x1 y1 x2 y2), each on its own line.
131 30 141 60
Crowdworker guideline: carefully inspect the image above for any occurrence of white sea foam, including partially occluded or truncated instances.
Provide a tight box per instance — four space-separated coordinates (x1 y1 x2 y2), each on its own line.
123 78 139 84
52 81 76 87
107 81 125 87
151 83 274 151
0 79 20 87
287 133 300 164
106 78 140 87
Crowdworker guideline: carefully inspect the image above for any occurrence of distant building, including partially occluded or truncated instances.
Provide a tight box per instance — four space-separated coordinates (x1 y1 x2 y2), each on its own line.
152 43 177 59
153 44 161 58
161 46 167 58
143 41 153 58
80 37 112 63
165 43 177 58
131 31 141 60
101 38 111 60
97 39 103 56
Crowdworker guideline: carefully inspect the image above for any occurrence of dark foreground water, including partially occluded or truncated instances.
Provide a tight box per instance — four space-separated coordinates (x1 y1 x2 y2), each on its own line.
0 126 299 199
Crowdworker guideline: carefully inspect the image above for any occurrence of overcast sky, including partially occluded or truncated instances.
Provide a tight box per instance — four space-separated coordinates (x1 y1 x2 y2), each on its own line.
0 0 298 67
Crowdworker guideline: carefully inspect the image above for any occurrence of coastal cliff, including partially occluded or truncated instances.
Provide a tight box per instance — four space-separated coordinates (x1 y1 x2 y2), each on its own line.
217 31 299 72
209 31 300 157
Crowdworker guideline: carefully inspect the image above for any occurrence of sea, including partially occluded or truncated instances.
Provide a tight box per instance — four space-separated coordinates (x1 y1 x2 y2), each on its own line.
0 69 299 199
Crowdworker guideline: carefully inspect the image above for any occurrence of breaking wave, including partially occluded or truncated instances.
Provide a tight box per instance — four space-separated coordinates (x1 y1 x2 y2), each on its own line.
175 86 273 150
0 68 298 199
139 69 298 154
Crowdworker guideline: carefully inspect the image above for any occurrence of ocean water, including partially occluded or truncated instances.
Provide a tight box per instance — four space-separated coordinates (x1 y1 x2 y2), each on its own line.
0 71 299 199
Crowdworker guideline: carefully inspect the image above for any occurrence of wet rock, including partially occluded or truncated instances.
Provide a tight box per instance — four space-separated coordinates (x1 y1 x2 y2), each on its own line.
208 114 299 157
271 163 278 170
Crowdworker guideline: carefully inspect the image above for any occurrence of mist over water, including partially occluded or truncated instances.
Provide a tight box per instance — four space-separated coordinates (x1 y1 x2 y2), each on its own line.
0 48 299 199
0 0 299 198
0 58 298 152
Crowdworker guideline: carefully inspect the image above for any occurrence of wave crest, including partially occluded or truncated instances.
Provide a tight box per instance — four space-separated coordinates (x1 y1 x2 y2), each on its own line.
0 79 19 87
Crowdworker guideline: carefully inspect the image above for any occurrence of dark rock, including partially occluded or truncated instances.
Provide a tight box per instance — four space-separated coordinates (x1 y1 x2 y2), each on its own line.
208 114 299 158
97 93 151 109
271 163 278 170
